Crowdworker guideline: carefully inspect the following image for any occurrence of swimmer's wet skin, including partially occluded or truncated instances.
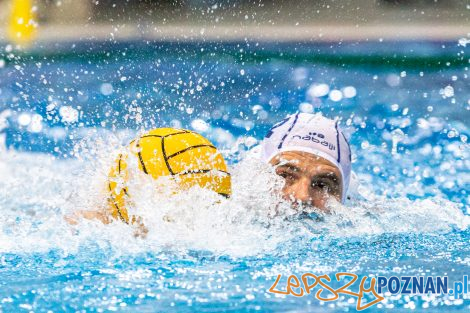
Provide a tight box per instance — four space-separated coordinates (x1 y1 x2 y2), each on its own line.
261 112 352 212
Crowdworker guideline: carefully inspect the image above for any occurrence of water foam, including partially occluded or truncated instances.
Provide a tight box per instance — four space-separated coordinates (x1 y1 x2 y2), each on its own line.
0 143 468 258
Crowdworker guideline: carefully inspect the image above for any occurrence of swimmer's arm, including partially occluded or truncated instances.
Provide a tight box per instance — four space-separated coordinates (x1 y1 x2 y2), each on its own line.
64 209 111 225
64 210 148 238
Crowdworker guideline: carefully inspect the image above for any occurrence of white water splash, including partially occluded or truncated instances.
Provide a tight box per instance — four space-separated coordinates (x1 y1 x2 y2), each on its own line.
0 146 468 257
458 37 470 47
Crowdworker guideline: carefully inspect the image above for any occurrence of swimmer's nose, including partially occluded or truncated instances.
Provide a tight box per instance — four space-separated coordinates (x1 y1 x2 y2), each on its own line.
282 177 331 212
283 177 313 206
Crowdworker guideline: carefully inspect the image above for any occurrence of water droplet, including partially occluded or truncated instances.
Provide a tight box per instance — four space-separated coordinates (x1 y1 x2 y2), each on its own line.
307 83 329 98
18 113 31 126
191 119 209 132
59 106 79 123
391 129 405 156
447 130 458 138
342 86 357 98
100 83 113 96
386 74 400 87
298 102 314 113
442 85 454 98
29 114 43 133
329 90 343 102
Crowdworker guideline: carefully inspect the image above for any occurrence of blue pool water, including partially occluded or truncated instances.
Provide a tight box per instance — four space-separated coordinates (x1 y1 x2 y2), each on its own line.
0 41 469 312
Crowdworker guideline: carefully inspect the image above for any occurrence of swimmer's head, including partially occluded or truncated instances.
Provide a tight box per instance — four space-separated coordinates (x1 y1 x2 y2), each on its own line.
261 112 352 210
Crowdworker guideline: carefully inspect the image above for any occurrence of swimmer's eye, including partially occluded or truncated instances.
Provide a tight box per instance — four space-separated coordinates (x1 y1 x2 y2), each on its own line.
278 171 296 181
276 168 298 183
311 176 340 196
312 180 332 191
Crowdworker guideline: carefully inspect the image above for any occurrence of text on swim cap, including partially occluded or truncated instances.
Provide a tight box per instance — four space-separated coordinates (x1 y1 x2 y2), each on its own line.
292 132 336 151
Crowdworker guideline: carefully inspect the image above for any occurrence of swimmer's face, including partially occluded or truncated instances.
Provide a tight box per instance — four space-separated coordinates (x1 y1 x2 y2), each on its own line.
270 151 342 212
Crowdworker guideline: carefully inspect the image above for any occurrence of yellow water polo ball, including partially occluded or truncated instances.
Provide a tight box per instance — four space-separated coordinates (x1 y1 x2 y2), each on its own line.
107 128 231 224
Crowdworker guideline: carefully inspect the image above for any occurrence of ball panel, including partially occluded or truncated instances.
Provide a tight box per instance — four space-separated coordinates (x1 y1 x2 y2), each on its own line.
137 136 172 178
176 171 231 196
163 132 213 157
107 154 130 223
108 195 129 223
168 146 227 174
108 153 128 193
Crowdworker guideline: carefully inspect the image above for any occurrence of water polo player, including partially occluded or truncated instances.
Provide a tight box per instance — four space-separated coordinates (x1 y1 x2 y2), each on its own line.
261 112 352 212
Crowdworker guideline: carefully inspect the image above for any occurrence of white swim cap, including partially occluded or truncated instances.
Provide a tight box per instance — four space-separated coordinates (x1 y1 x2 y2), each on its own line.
261 112 352 203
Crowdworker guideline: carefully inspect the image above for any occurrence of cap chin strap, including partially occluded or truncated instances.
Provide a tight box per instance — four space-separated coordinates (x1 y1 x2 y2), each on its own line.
265 146 347 203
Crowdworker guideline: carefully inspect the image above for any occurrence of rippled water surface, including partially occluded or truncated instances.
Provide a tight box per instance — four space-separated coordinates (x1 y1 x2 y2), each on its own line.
0 41 469 312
